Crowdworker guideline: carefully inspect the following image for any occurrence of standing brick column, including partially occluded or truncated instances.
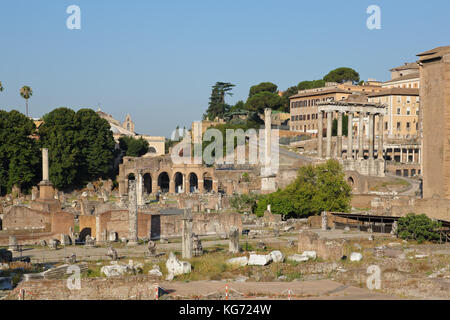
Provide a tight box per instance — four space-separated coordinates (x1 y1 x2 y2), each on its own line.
42 148 49 181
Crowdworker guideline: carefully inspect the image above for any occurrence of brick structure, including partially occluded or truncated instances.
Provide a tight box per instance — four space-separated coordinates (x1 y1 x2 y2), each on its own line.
418 46 450 199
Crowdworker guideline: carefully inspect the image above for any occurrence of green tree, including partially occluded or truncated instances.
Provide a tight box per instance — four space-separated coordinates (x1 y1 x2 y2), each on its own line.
20 86 33 117
249 82 278 98
297 80 326 90
323 67 360 84
204 82 235 120
75 109 115 185
255 160 351 217
0 110 41 195
39 108 80 189
397 213 441 244
245 91 283 113
229 100 246 113
119 136 149 157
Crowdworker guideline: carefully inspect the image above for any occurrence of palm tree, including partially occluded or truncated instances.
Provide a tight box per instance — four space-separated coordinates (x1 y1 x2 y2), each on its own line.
20 86 33 117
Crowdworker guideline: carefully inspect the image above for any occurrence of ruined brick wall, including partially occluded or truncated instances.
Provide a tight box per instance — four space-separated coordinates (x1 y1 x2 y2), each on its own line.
51 211 75 235
2 206 51 232
160 212 242 238
79 215 96 237
390 198 450 221
297 231 345 260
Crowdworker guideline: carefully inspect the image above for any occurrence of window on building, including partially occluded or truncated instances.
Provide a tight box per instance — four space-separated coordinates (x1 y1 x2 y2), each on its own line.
406 108 411 115
406 96 411 103
406 122 410 131
397 108 401 115
397 96 401 103
385 122 388 130
396 122 401 130
416 108 419 115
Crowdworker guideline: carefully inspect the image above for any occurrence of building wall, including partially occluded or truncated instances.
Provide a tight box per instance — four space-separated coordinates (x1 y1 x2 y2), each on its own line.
421 51 450 199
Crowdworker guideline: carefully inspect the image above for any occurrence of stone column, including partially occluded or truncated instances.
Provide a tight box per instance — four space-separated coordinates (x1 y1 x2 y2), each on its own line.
264 108 272 168
337 112 343 158
347 112 353 159
369 113 374 159
137 171 143 206
181 209 193 259
321 212 328 231
358 112 365 160
127 180 138 246
228 227 240 253
406 149 409 163
42 148 49 181
212 180 218 193
9 236 18 252
400 148 403 163
317 111 323 158
326 111 332 159
378 114 384 159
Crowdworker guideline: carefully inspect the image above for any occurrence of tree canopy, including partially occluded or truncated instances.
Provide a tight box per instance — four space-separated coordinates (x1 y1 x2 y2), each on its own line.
248 82 278 98
245 91 283 114
397 213 442 244
204 82 235 120
0 110 41 195
39 107 116 190
119 136 149 157
297 80 326 90
323 67 360 84
255 160 352 217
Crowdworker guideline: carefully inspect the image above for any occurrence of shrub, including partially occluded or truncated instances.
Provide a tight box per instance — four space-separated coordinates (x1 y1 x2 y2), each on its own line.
397 213 441 244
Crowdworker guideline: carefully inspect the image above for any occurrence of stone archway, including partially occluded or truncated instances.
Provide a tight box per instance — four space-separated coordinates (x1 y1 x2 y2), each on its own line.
174 172 183 193
148 147 157 154
158 172 170 193
78 228 91 243
143 173 152 194
188 173 198 193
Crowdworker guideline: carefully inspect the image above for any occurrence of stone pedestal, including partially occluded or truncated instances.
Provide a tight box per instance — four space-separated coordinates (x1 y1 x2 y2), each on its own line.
321 212 328 231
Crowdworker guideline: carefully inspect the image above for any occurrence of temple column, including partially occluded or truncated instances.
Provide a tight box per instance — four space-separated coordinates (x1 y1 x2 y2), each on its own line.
378 114 384 159
183 173 187 193
347 112 353 159
212 180 218 193
358 112 365 160
337 112 343 158
42 148 49 181
317 111 323 158
326 111 332 159
369 113 374 159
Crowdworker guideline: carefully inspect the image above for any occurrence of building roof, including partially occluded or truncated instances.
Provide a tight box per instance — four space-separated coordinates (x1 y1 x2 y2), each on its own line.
369 88 419 97
390 62 419 72
383 72 420 84
417 46 450 63
289 87 350 99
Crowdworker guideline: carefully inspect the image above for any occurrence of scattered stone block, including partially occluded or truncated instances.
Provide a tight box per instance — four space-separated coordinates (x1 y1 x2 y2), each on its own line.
49 239 60 250
166 252 191 278
287 254 309 263
350 252 363 262
107 246 118 261
226 256 249 267
256 240 266 250
302 251 317 260
145 241 157 257
148 265 163 277
269 250 285 263
101 265 129 277
248 254 272 266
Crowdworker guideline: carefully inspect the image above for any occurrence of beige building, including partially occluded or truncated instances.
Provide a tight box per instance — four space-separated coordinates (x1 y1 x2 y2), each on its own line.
97 110 165 157
368 88 420 138
382 62 420 89
289 83 384 134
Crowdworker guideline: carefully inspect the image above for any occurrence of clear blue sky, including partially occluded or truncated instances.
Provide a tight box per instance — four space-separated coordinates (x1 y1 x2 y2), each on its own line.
1 0 449 137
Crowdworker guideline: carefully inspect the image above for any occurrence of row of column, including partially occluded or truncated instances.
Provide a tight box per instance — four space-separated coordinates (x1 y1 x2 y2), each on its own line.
318 110 384 160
